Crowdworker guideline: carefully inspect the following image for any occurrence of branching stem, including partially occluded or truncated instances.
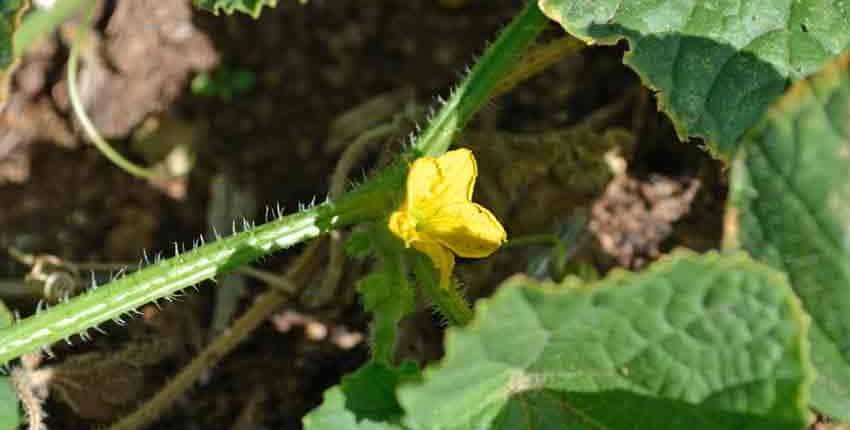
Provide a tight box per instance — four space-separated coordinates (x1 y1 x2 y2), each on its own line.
0 1 549 366
0 208 325 365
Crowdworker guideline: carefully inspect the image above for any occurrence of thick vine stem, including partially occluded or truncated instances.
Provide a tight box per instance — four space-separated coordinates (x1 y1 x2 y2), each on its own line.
107 240 323 430
413 1 549 156
0 208 325 365
0 1 548 366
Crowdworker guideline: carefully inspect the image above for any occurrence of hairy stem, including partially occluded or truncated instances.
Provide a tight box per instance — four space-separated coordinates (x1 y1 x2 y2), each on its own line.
411 254 473 326
0 1 547 366
0 208 324 365
414 1 549 156
492 35 584 98
107 240 323 430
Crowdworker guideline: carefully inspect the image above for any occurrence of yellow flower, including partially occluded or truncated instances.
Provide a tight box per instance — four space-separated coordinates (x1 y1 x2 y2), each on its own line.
389 148 507 289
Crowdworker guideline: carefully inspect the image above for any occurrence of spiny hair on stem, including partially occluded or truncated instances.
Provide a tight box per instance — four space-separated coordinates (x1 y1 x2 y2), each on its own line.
40 345 54 359
428 305 452 328
110 266 129 282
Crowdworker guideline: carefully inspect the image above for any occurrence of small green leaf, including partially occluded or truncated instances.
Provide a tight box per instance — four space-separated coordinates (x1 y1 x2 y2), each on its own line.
341 362 421 422
726 53 850 420
538 0 850 158
344 229 374 259
192 0 277 18
191 66 256 100
398 252 812 430
358 227 416 364
304 362 419 430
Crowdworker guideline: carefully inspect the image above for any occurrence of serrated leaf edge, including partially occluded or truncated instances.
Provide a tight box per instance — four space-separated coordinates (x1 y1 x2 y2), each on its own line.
403 250 814 427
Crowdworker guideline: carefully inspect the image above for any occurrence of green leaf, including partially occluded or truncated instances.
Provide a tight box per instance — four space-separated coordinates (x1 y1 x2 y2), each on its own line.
0 377 19 430
303 387 404 430
725 53 850 420
341 362 421 423
344 229 374 259
0 0 29 107
358 271 414 363
398 252 812 430
303 362 419 430
538 0 850 158
14 0 90 56
192 0 277 18
0 300 19 430
358 227 416 364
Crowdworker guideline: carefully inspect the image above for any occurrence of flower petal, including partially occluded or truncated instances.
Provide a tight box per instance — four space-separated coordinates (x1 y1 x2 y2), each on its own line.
405 148 477 214
406 156 440 211
388 209 418 247
411 240 455 289
420 202 507 258
434 148 477 203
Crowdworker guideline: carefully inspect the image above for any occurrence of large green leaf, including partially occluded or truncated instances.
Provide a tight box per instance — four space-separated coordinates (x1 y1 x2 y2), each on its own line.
0 375 18 430
726 53 850 420
0 300 19 429
0 378 18 430
538 0 850 158
303 362 419 430
303 387 403 430
14 0 90 56
0 0 28 108
398 252 812 430
0 0 26 70
192 0 277 18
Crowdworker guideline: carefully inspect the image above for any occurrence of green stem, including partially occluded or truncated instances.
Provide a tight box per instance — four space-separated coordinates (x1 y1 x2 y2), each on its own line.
414 1 548 156
0 1 546 365
67 5 158 180
504 234 560 248
411 254 473 326
0 207 324 364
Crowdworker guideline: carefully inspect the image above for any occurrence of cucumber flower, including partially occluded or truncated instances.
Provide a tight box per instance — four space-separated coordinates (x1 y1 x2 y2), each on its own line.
389 148 507 289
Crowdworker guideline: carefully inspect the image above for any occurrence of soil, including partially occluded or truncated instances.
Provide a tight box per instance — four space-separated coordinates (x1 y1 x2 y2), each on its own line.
0 1 727 428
